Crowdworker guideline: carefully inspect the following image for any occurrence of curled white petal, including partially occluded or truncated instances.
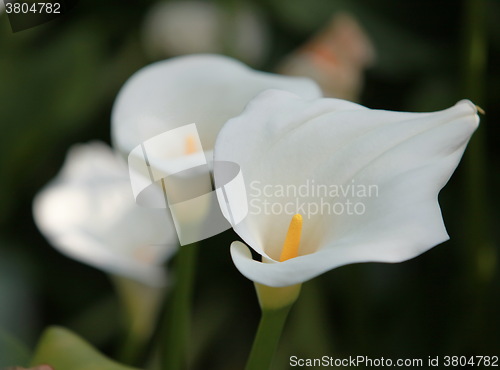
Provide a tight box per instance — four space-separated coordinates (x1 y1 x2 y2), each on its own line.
111 54 321 158
216 91 479 286
33 142 177 286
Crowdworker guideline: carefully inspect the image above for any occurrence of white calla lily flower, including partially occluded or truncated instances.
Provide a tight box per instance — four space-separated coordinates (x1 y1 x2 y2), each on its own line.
111 54 321 160
214 90 480 287
33 142 177 287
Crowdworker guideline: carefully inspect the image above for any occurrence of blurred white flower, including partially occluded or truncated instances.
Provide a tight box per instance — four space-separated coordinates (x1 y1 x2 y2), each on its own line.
214 90 479 287
278 12 375 101
142 1 269 65
33 142 177 286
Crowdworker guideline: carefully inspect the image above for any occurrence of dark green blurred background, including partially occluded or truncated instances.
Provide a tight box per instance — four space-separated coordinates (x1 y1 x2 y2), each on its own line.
0 0 499 368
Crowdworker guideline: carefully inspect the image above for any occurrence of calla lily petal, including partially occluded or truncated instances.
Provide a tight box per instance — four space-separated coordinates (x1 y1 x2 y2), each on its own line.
215 90 479 287
33 142 177 286
111 54 321 158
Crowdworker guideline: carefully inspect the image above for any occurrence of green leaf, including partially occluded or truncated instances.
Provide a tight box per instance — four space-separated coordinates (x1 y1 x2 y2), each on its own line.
30 326 141 370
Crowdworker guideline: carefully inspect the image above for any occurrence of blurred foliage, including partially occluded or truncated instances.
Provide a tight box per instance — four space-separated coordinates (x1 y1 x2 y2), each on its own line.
30 326 138 369
0 0 499 369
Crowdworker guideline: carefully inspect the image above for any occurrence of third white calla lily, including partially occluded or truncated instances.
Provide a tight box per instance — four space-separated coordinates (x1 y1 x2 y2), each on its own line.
33 142 176 287
214 90 480 287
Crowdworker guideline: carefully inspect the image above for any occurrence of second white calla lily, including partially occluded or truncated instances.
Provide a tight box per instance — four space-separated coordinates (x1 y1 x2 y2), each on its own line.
214 90 480 287
112 55 321 242
111 54 321 160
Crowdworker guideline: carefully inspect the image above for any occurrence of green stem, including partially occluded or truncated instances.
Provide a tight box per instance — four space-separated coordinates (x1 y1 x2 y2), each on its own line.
450 0 496 355
112 277 165 366
116 328 142 365
245 305 292 370
161 243 197 370
289 280 336 356
461 0 495 285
